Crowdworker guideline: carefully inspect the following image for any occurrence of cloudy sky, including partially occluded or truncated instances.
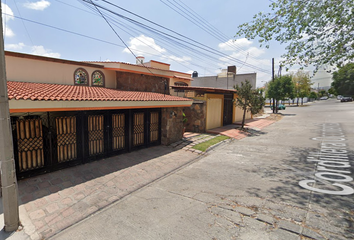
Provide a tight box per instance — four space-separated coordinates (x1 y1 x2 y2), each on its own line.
2 0 332 87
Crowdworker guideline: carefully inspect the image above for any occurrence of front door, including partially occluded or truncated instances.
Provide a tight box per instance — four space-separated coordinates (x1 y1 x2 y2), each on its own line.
223 94 233 125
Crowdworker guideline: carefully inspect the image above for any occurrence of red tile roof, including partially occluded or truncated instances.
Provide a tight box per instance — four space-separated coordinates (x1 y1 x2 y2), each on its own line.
7 81 190 102
171 85 237 93
173 75 192 81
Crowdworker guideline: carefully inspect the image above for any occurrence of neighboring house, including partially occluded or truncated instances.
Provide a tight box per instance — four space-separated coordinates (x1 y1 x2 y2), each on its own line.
171 86 252 132
86 56 192 96
174 68 255 132
5 51 192 178
192 69 257 90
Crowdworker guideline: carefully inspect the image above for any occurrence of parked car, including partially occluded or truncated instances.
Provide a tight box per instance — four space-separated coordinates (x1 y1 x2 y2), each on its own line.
320 96 328 100
341 97 353 102
270 104 286 110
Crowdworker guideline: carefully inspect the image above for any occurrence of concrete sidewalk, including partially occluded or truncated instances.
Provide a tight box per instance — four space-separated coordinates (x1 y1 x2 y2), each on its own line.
207 116 276 140
1 117 276 240
7 146 201 239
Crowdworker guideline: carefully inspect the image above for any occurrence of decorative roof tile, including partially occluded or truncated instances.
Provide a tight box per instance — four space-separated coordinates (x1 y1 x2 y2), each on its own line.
7 81 190 102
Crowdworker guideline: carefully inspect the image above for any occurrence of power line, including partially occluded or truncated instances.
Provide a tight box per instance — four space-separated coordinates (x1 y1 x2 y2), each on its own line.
82 1 240 67
4 11 216 75
54 0 214 72
163 0 267 62
83 0 271 74
90 0 271 73
84 0 171 95
3 13 126 48
8 0 271 76
12 0 34 45
80 2 217 74
86 0 137 61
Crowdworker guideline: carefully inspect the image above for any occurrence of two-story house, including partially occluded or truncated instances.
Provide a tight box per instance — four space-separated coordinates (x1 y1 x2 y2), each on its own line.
6 51 192 178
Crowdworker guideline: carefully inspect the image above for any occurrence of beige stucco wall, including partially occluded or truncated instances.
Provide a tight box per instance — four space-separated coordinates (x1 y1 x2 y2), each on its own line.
144 60 170 70
233 93 252 122
5 55 116 88
233 105 251 122
105 62 173 78
169 78 191 96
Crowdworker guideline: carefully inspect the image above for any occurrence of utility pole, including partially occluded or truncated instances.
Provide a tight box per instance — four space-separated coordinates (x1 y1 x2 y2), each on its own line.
0 4 20 232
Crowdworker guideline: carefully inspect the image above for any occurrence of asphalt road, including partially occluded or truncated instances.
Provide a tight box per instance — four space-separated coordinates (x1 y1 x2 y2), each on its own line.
51 99 354 240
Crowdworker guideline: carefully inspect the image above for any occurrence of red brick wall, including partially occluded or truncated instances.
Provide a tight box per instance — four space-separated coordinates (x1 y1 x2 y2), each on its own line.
116 71 169 94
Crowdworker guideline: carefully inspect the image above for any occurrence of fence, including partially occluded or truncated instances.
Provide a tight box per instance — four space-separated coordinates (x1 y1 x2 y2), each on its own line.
11 109 161 179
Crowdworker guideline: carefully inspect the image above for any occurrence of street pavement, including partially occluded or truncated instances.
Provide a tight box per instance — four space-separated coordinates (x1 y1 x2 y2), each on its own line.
1 121 274 240
50 99 354 240
2 99 354 239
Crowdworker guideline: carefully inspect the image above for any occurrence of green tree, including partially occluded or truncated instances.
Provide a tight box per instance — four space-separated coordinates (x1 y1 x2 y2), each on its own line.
236 0 354 71
328 87 337 96
319 90 327 98
309 92 317 101
331 63 354 96
293 70 312 105
266 75 294 113
234 80 265 129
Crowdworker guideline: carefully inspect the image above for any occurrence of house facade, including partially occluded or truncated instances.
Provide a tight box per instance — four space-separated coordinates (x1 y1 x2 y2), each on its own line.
177 69 256 132
171 86 252 132
5 51 192 178
191 71 257 90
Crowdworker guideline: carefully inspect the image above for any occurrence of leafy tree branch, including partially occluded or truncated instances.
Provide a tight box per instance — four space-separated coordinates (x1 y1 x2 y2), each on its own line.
236 0 354 72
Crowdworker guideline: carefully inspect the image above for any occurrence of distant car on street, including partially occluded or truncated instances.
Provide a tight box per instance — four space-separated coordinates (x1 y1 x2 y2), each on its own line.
270 104 286 110
341 97 353 102
320 96 328 100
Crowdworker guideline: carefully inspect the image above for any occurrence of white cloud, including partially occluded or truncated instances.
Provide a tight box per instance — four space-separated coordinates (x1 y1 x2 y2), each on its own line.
218 38 253 51
2 3 15 37
4 27 15 37
245 47 265 58
23 0 51 11
5 43 25 50
168 55 191 63
124 35 192 65
2 3 14 22
124 35 166 56
31 45 60 58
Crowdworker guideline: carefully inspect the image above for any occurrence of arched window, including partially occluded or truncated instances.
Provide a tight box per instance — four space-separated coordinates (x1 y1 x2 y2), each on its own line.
92 70 105 87
74 68 89 85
